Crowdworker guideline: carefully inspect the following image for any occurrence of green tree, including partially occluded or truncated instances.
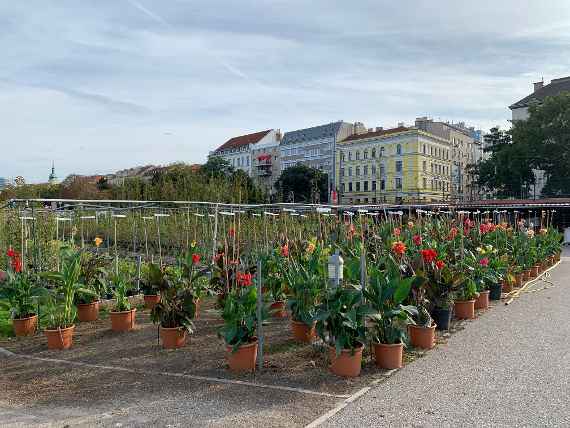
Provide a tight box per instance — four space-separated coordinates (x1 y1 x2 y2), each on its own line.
275 165 328 203
511 93 570 196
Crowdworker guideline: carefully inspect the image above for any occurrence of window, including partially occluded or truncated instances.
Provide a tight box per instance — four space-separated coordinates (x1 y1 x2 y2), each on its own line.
380 179 386 190
423 178 427 188
246 157 250 167
342 183 346 192
348 152 353 161
341 152 346 161
372 181 377 191
396 160 403 173
363 165 368 176
348 167 353 177
380 147 385 157
423 144 426 154
423 160 427 171
396 144 402 155
364 150 368 159
356 182 361 192
356 151 361 160
395 178 402 190
380 164 386 176
356 166 360 176
364 181 369 191
372 148 376 158
340 168 345 177
371 164 377 176
349 182 353 192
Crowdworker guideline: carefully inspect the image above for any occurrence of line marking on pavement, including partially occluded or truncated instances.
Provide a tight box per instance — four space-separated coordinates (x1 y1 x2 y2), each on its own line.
305 369 401 428
1 351 350 399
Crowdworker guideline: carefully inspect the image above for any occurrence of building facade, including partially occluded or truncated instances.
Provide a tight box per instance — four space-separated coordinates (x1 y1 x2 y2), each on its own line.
280 121 358 199
335 127 453 205
0 177 10 190
414 117 481 201
250 136 282 199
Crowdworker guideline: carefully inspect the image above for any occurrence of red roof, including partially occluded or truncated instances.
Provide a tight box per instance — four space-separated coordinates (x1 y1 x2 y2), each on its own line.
340 126 409 143
215 130 272 153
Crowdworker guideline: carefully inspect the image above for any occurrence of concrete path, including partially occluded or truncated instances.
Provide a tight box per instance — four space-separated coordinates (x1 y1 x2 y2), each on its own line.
322 257 570 427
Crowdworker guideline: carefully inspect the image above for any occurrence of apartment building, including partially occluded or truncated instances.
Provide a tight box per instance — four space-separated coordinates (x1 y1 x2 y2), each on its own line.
250 134 282 198
335 127 453 205
280 121 358 199
415 117 482 201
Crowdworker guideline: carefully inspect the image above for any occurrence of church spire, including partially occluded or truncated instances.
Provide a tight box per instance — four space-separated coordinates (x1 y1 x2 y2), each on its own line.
48 161 58 184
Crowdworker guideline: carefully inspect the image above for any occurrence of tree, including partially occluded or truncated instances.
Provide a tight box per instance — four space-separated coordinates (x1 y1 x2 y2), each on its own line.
275 165 328 203
201 157 235 178
511 93 570 196
473 127 535 198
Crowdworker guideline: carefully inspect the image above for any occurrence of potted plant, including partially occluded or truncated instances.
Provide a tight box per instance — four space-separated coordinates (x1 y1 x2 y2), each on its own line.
0 269 46 337
140 263 162 310
109 273 136 332
75 252 108 322
42 248 95 349
364 266 417 369
218 269 266 372
315 283 369 378
454 277 478 320
284 243 326 342
263 248 288 318
179 249 211 319
150 268 198 349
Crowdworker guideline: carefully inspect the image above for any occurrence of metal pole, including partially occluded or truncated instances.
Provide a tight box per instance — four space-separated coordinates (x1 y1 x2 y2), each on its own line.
136 255 142 294
256 258 264 371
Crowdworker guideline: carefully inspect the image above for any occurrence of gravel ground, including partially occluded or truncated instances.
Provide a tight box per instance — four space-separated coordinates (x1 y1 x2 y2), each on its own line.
322 257 570 428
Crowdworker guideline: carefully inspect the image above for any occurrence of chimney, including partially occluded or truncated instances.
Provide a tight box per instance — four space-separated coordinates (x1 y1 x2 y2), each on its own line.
533 79 544 92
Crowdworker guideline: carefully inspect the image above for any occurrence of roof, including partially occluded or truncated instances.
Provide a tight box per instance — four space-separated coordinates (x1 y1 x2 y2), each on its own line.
215 130 272 153
339 126 410 143
281 121 349 146
510 76 570 110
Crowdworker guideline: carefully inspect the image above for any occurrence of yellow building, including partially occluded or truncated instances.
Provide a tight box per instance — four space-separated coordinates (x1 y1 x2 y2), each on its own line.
335 127 452 204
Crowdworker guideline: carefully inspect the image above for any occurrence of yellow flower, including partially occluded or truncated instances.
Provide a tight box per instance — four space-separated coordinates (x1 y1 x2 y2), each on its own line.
306 242 316 254
94 237 103 248
476 247 483 254
191 240 197 248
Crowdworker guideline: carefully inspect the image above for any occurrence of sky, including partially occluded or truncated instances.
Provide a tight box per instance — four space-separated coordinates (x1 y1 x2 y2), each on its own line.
1 0 570 183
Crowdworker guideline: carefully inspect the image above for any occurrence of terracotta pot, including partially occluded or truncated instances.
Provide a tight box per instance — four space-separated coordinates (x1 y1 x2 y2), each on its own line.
329 344 364 377
502 280 513 293
556 252 561 262
77 301 100 322
291 320 316 343
475 290 490 310
226 338 258 372
515 273 523 287
454 300 476 320
408 324 437 349
532 265 541 277
144 294 160 310
523 270 531 281
373 342 403 369
270 301 288 318
13 314 38 337
44 325 75 350
160 326 187 349
110 309 136 332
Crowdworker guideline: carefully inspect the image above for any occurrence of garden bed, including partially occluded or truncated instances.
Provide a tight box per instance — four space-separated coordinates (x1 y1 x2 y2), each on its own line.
0 296 480 397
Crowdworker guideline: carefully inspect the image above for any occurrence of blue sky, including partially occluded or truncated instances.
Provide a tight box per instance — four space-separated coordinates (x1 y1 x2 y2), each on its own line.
1 0 570 182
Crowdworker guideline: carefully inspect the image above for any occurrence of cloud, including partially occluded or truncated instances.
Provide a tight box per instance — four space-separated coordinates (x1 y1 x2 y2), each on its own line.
1 0 570 183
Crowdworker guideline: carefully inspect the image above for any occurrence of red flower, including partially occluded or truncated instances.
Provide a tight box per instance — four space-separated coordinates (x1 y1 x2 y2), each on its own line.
11 255 22 273
479 257 489 267
192 254 201 265
214 252 224 263
229 228 235 238
6 248 16 258
393 227 401 237
281 244 289 257
392 241 407 256
420 248 437 263
447 227 458 240
412 234 422 246
435 260 445 270
236 272 253 287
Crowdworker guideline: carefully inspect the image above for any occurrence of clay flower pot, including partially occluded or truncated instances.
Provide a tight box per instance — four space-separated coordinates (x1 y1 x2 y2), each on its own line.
409 324 437 349
532 265 541 277
160 326 187 349
523 270 532 281
515 273 523 287
454 300 476 319
291 320 316 343
144 294 160 310
13 314 38 337
502 281 513 293
329 344 364 377
226 338 258 372
45 325 75 350
110 308 136 332
475 290 490 310
373 342 403 369
270 301 288 318
77 301 100 322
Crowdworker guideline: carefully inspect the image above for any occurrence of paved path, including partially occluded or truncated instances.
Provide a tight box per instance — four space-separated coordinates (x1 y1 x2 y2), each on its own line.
322 257 570 428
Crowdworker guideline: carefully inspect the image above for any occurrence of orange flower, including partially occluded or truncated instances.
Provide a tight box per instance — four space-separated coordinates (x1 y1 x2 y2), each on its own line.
391 241 407 256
